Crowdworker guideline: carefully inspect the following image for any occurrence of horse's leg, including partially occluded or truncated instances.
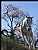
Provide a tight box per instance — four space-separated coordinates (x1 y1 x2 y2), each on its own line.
31 37 35 50
22 34 26 48
24 35 30 47
26 36 31 50
32 39 35 50
27 38 30 50
23 35 25 46
27 34 31 50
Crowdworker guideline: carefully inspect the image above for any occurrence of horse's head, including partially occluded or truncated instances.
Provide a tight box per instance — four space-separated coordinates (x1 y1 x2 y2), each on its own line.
26 16 33 25
22 16 33 32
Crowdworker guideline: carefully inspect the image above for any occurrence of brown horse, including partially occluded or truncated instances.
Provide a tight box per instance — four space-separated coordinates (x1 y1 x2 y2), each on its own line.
13 26 22 37
21 16 35 50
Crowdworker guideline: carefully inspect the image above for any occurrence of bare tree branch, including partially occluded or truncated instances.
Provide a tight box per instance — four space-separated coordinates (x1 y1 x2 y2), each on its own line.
2 18 11 28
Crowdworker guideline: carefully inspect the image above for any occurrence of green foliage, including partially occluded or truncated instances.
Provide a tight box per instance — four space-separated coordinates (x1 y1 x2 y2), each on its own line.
1 35 38 50
1 35 26 50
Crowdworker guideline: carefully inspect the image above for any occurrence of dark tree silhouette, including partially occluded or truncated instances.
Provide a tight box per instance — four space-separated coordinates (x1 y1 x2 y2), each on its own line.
1 4 29 38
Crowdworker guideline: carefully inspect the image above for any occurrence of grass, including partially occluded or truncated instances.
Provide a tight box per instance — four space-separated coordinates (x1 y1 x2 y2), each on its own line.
1 35 38 50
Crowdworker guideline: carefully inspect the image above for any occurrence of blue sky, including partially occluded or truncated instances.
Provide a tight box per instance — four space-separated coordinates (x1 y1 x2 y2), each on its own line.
1 1 38 35
1 1 38 17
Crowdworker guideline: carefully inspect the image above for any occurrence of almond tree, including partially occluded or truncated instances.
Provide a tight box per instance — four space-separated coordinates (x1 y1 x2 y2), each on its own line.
1 4 28 38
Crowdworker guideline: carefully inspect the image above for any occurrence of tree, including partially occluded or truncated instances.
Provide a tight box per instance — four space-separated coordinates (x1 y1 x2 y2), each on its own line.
32 17 38 48
34 20 38 48
1 3 29 38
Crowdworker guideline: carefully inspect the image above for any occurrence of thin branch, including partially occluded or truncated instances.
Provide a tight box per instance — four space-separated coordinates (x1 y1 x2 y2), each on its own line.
32 23 38 28
2 18 11 28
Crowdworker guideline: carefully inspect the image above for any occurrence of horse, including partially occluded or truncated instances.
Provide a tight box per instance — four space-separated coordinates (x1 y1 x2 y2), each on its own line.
21 16 35 50
13 26 22 40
